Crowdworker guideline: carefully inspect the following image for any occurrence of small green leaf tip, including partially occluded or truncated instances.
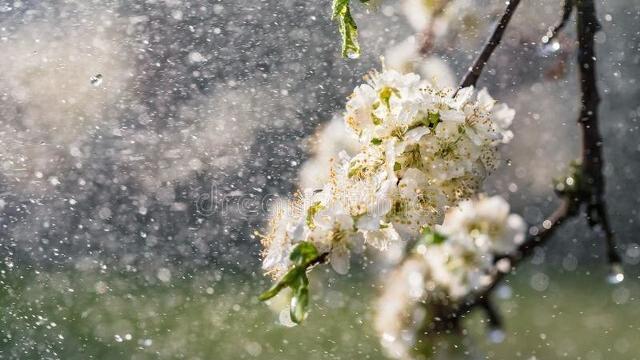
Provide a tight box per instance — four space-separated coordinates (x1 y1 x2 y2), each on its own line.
289 241 319 266
421 227 446 246
290 276 310 323
331 0 361 59
257 281 284 301
259 242 322 323
258 266 302 301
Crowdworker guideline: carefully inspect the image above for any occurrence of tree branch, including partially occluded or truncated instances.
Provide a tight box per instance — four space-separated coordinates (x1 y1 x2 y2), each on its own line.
451 197 573 318
479 298 503 330
458 0 522 88
448 0 620 323
575 0 621 265
543 0 574 44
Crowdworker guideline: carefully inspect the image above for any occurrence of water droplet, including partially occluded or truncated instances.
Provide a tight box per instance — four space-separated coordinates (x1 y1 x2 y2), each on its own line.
114 334 123 342
347 51 360 60
278 308 296 327
496 284 512 300
607 263 624 284
538 40 561 56
496 258 512 273
488 328 506 343
90 74 103 87
157 267 171 283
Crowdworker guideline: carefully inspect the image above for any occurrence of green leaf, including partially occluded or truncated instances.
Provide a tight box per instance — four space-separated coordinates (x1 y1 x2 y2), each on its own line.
259 245 322 322
258 266 303 301
371 138 382 145
331 0 360 59
421 228 446 245
289 242 319 267
290 280 310 323
258 281 285 301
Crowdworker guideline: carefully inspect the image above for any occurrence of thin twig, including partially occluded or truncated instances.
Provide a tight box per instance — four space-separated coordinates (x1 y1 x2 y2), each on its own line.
452 197 573 318
543 0 574 44
458 0 522 88
309 252 329 268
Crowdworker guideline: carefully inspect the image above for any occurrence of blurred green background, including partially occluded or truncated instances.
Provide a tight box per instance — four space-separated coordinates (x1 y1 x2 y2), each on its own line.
2 263 637 359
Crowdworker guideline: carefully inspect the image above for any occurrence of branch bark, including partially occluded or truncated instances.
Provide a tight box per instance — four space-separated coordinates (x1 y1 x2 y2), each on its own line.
458 0 521 88
445 0 619 324
543 0 574 44
575 0 621 265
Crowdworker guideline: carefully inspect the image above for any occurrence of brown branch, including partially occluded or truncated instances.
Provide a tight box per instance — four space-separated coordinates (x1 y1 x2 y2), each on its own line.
451 197 573 319
309 252 329 268
575 0 621 265
479 298 503 330
458 0 521 88
447 0 620 323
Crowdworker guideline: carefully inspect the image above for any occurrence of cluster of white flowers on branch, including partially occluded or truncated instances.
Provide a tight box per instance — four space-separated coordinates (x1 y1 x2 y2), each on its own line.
259 69 515 322
258 2 622 359
374 195 525 359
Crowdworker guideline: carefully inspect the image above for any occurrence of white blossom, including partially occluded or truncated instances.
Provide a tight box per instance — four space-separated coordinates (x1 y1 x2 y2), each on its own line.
374 195 525 359
298 117 360 189
261 69 515 277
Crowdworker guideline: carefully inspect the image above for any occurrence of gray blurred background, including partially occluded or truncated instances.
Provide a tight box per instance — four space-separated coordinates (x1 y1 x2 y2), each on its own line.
0 0 637 273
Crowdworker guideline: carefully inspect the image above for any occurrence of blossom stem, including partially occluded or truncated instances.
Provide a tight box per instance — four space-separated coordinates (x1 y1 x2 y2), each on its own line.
458 0 522 89
309 252 330 267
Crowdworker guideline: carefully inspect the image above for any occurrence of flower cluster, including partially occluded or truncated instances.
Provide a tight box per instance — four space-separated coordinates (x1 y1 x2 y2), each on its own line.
420 194 526 298
374 195 526 359
261 69 515 279
298 116 360 190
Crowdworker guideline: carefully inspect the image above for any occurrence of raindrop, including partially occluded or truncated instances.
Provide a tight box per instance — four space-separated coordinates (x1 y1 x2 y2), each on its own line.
347 51 360 60
114 334 123 342
488 328 506 343
157 267 171 283
278 309 296 327
90 74 103 87
607 263 624 284
530 272 549 292
538 40 561 57
496 284 512 300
